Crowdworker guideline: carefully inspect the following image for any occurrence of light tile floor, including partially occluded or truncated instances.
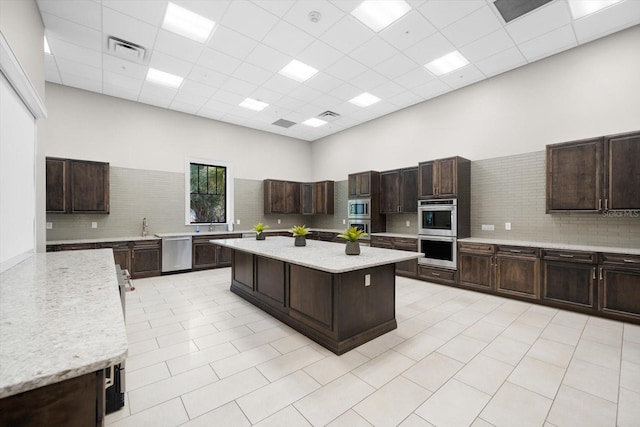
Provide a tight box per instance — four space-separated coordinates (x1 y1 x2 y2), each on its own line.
105 268 640 427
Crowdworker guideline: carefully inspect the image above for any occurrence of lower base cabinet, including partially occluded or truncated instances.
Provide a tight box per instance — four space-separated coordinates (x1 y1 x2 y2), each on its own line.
599 253 640 322
131 240 161 278
495 246 540 300
192 234 241 270
458 243 494 291
370 235 418 278
418 265 457 284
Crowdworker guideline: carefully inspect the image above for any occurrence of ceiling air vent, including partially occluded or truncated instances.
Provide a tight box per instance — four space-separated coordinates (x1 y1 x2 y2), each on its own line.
493 0 553 23
107 36 147 63
272 119 296 128
318 110 341 119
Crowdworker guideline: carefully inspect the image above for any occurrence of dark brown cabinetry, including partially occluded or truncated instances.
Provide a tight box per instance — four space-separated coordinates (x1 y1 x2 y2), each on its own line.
301 183 314 215
46 157 110 214
495 246 540 300
599 253 640 322
264 180 300 214
131 240 161 278
546 130 640 212
380 167 418 214
542 249 597 311
348 171 377 198
418 157 469 200
192 234 241 270
100 242 131 272
458 242 495 291
370 235 418 278
301 181 335 215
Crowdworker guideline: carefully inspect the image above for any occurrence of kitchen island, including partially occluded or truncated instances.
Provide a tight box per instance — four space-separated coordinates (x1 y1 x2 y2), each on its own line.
0 249 127 426
214 236 422 354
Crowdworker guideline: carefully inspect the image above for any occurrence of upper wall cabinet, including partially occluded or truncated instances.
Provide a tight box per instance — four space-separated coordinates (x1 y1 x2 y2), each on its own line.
264 179 300 214
348 171 378 198
300 181 334 215
418 156 470 200
46 157 110 214
546 130 640 212
380 167 418 214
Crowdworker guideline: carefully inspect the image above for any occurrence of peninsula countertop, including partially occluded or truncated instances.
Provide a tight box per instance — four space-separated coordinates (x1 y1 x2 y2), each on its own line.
0 249 127 399
214 236 423 273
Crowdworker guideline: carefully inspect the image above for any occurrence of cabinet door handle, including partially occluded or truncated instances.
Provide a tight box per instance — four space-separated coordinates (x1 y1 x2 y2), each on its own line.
598 199 602 210
592 268 596 280
559 254 574 258
510 249 522 253
599 268 603 280
605 199 608 210
431 272 440 276
624 259 639 264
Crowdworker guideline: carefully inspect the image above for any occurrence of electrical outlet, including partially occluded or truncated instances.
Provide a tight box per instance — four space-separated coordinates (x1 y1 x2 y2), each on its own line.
364 274 371 287
481 224 495 231
342 219 346 225
405 220 411 227
505 222 512 231
277 219 281 224
46 222 53 229
236 219 240 225
91 222 98 229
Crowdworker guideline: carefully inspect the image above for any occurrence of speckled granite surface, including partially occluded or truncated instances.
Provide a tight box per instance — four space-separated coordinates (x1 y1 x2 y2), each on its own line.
0 249 127 399
214 236 423 273
458 237 640 255
370 232 418 239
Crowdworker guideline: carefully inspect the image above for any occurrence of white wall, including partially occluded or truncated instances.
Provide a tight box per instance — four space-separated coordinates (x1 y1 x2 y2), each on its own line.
43 83 313 181
310 25 640 181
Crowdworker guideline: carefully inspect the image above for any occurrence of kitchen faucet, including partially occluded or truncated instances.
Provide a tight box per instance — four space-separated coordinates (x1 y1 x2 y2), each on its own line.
142 217 149 237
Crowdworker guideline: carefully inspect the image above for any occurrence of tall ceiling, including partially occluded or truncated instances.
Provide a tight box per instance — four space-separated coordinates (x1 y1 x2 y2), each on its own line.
38 0 640 141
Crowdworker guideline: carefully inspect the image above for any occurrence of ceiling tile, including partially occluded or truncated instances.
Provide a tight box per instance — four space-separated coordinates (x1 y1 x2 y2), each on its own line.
350 36 397 68
154 29 206 64
103 7 159 50
41 12 102 51
459 28 515 63
56 57 102 81
296 40 344 71
411 78 450 99
210 88 245 106
188 65 229 88
103 70 144 93
233 62 273 86
303 73 344 93
172 0 231 23
330 83 362 102
248 87 283 104
61 72 103 93
418 0 486 29
46 37 101 68
438 64 485 89
329 0 361 13
394 67 435 89
102 0 168 26
252 0 296 16
222 76 259 97
475 46 527 77
37 0 102 30
102 84 140 102
505 0 572 44
208 26 259 60
283 0 345 37
176 79 217 99
404 32 456 65
371 80 407 101
441 5 503 47
222 1 280 42
380 10 438 51
170 101 202 115
149 51 194 77
319 15 373 54
262 20 315 56
44 55 62 84
324 56 368 81
288 84 323 102
244 44 291 73
376 53 420 79
271 95 306 111
260 73 301 95
103 54 149 80
386 90 423 108
139 82 177 108
309 93 344 111
518 24 577 62
350 69 388 92
572 0 640 44
197 48 242 75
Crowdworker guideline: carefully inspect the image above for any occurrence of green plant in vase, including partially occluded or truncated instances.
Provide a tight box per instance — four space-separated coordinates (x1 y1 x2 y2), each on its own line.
337 226 367 255
290 225 310 247
253 222 269 240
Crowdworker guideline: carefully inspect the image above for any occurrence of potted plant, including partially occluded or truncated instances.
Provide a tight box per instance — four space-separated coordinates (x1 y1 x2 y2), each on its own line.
290 225 310 246
337 226 367 255
253 222 269 240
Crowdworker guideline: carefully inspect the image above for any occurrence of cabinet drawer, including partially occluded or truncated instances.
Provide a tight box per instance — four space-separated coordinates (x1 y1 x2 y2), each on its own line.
458 242 494 254
419 266 456 284
542 249 597 264
60 243 98 250
371 236 393 249
393 238 418 251
134 239 161 248
496 245 538 257
600 253 640 267
100 241 131 249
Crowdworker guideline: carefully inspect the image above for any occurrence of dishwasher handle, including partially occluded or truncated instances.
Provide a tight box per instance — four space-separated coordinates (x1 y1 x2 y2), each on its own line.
162 236 192 241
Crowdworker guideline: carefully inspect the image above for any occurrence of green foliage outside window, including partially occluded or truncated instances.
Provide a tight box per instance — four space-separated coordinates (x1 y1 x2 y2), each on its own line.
190 163 226 223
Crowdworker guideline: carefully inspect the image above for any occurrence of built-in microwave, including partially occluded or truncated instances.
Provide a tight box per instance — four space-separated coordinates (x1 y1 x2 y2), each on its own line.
418 199 457 236
348 199 371 218
348 219 370 237
418 235 456 269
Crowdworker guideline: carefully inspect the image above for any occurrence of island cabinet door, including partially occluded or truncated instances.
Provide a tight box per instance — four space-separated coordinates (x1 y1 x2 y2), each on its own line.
289 265 334 334
232 251 254 292
255 256 286 308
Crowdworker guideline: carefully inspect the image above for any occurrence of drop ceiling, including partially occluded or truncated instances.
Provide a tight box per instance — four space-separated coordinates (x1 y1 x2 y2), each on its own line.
38 0 640 141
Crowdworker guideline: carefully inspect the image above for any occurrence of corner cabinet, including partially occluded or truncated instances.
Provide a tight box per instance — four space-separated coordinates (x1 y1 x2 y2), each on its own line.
380 167 418 214
264 180 300 214
546 130 640 212
371 235 418 278
192 234 241 270
46 157 110 214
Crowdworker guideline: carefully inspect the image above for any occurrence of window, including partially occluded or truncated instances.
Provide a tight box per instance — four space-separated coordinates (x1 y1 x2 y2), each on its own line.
186 159 233 224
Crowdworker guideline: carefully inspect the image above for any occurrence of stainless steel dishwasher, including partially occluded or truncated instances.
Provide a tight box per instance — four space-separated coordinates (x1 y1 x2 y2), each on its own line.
161 236 192 272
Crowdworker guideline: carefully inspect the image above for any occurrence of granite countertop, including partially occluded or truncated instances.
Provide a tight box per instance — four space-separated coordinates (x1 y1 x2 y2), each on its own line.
214 236 423 273
47 235 161 245
370 232 418 239
0 249 128 399
458 237 640 255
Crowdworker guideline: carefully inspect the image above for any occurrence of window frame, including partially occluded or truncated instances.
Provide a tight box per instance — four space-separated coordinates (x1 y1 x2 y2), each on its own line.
184 157 234 226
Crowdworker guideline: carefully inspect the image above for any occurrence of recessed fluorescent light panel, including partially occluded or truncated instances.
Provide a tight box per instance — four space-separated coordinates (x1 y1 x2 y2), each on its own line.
567 0 624 19
44 36 51 54
162 2 216 43
279 60 318 82
349 92 381 107
351 0 412 32
146 68 184 88
302 118 328 127
239 98 269 111
425 51 470 76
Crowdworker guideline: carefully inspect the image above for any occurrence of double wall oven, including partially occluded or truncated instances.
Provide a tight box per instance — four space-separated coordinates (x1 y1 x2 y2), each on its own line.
418 199 457 269
348 198 371 236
